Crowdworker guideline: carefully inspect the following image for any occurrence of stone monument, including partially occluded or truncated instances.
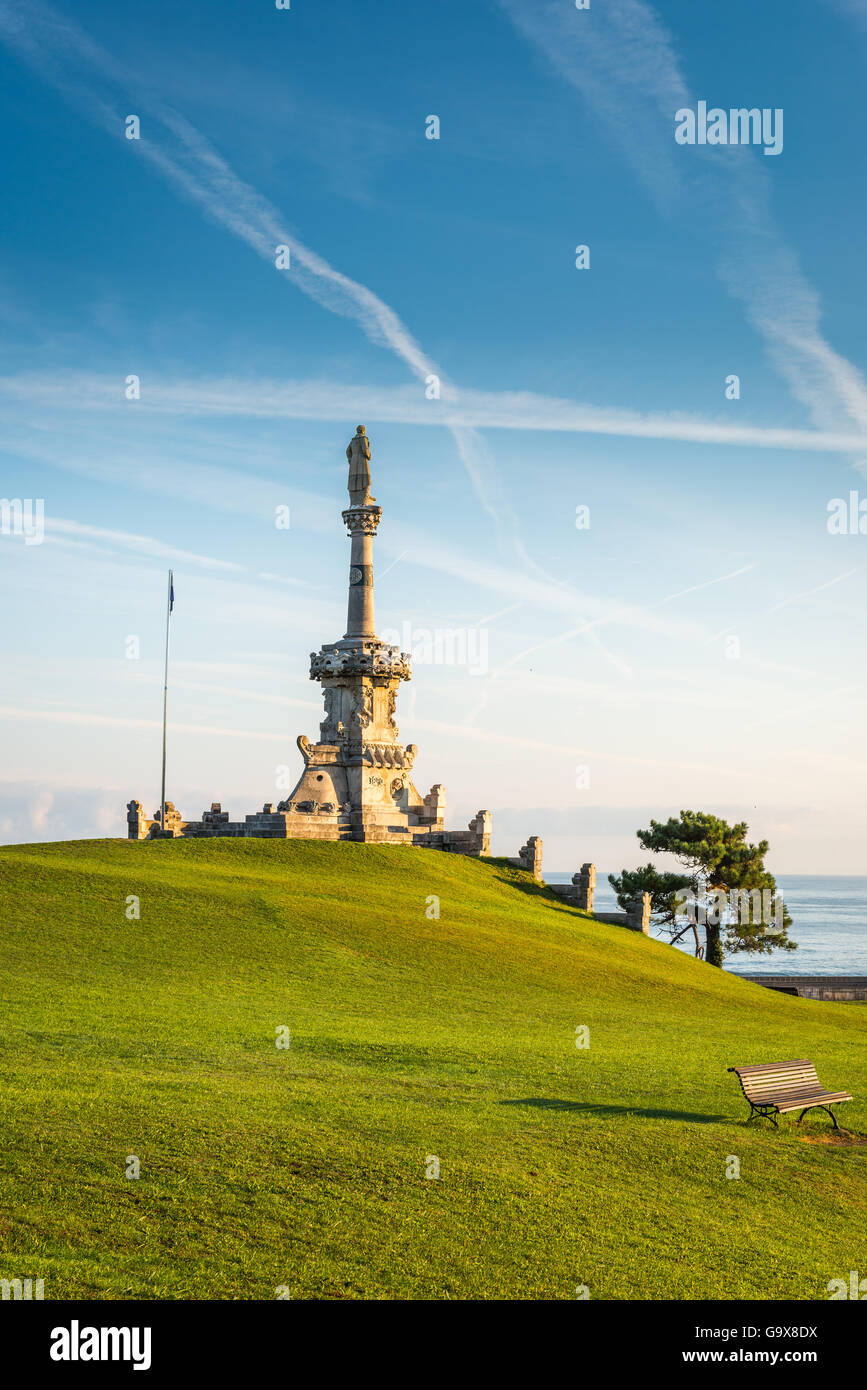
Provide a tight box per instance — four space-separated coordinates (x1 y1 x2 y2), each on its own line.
277 425 459 843
127 428 495 855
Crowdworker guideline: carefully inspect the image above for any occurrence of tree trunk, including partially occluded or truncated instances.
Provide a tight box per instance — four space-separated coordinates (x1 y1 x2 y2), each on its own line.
705 922 724 967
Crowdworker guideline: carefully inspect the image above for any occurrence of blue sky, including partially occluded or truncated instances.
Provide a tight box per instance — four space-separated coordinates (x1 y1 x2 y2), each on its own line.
1 0 866 872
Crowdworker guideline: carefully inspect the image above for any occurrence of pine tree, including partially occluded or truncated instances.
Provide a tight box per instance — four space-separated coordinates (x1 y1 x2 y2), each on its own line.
609 810 795 967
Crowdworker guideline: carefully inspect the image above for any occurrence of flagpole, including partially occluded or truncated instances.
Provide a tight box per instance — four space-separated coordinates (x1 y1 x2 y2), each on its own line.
160 569 173 836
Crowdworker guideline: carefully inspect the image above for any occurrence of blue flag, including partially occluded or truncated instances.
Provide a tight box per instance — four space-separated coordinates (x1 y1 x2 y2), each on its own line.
169 573 174 612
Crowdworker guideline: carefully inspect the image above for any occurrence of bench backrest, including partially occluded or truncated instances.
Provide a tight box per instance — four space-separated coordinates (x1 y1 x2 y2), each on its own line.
729 1059 819 1103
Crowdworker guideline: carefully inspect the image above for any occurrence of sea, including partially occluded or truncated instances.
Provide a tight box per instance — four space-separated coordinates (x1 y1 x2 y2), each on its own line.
544 873 867 976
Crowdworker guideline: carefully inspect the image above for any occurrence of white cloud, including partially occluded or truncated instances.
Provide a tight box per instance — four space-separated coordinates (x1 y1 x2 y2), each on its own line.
0 782 123 844
2 370 866 453
45 518 244 571
0 706 288 741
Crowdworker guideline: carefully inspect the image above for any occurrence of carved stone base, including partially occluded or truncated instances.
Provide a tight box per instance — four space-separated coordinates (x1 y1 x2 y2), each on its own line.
126 797 491 852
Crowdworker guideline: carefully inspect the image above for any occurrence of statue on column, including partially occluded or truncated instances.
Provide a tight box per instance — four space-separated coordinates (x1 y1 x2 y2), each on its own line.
346 425 375 507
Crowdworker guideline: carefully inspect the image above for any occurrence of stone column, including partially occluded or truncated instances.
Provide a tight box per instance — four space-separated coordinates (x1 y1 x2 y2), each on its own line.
469 809 492 854
518 836 543 881
342 505 382 640
572 862 596 911
423 783 446 827
627 892 651 934
127 799 146 840
153 801 183 837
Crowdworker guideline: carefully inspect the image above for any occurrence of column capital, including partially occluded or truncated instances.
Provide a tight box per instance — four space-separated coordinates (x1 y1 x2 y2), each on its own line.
342 504 382 536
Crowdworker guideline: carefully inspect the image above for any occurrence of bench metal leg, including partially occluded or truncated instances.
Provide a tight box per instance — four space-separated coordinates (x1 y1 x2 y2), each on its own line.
748 1104 778 1127
797 1105 842 1131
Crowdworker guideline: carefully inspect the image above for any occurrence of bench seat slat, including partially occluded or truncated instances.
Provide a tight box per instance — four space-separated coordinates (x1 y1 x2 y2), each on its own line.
775 1091 852 1112
742 1081 818 1096
744 1073 816 1084
754 1088 825 1102
754 1074 821 1083
745 1080 819 1097
732 1060 812 1074
744 1072 818 1085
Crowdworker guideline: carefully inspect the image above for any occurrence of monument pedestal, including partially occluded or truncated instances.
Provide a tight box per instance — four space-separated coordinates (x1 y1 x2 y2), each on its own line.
280 635 445 843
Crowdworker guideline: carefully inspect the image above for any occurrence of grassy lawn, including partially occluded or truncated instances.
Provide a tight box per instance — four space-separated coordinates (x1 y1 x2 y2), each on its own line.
0 837 864 1300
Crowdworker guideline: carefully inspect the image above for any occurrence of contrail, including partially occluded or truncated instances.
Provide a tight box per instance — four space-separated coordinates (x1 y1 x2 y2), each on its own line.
5 369 867 453
498 0 867 457
0 0 527 555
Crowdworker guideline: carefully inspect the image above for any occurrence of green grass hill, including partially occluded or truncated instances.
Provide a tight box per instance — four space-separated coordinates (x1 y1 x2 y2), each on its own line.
1 837 864 1300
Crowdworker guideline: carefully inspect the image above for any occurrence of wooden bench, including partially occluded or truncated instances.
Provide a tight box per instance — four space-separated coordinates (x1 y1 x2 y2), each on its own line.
728 1059 852 1131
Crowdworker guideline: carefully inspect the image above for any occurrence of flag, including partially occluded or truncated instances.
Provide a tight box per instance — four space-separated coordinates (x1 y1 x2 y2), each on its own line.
169 572 174 613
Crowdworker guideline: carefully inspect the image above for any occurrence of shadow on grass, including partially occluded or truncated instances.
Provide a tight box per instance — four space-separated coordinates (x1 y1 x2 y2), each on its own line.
486 858 573 906
501 1098 727 1123
484 859 600 919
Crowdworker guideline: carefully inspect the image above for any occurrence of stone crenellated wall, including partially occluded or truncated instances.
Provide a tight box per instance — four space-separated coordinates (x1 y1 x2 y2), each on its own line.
127 799 492 856
548 860 650 934
508 835 543 881
593 893 651 935
548 862 596 911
